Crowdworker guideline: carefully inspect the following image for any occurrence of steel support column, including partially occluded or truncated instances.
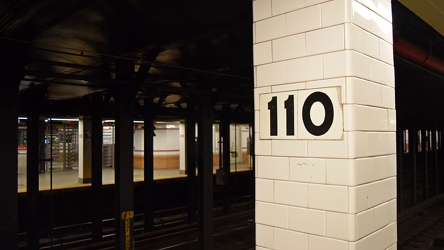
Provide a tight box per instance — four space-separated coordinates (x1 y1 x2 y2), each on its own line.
114 60 136 250
0 39 27 250
26 95 41 249
222 117 231 215
197 96 213 250
22 83 46 250
91 94 104 241
144 98 154 231
186 105 197 223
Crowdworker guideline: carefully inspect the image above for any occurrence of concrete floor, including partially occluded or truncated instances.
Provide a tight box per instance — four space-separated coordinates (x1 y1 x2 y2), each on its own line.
17 153 252 192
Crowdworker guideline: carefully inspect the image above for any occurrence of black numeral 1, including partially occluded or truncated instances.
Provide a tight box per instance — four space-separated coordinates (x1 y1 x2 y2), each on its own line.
284 95 294 135
268 96 277 136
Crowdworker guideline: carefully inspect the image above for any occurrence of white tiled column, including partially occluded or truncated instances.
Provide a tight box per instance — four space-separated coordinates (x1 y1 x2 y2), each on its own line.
253 0 396 249
78 116 92 183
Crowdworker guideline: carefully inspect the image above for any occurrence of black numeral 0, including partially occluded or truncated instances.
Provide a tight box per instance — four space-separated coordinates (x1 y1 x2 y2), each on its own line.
268 97 277 136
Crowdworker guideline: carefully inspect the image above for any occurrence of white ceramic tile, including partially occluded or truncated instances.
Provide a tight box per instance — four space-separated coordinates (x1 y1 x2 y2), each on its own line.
254 41 273 66
383 177 396 202
255 87 272 111
308 184 348 212
345 77 382 106
290 158 326 184
257 223 274 248
286 5 321 35
387 199 396 223
289 207 326 235
370 11 393 43
356 208 374 239
305 78 346 103
387 109 396 132
343 105 389 131
272 82 306 92
357 157 382 185
257 201 289 228
381 85 395 109
367 132 385 156
361 0 378 16
326 211 356 241
256 178 274 202
351 1 371 31
326 158 355 186
256 61 287 87
374 202 389 231
349 226 385 250
379 39 393 65
350 51 372 81
309 235 348 250
307 133 348 158
253 0 272 22
323 51 348 78
253 23 256 45
306 77 345 97
349 181 385 213
345 23 364 52
305 0 330 7
386 243 397 250
347 131 368 158
366 132 395 156
272 139 307 157
256 247 270 250
362 29 380 59
273 33 306 61
383 222 397 249
388 154 396 177
274 228 309 250
275 180 308 207
257 156 290 180
372 59 395 87
256 15 286 43
272 0 305 16
287 55 323 83
256 156 259 177
378 0 393 23
306 25 345 55
255 132 272 156
322 0 349 27
373 156 389 180
366 180 385 208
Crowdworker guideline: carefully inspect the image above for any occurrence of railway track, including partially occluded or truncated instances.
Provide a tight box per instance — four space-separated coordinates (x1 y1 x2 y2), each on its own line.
398 196 444 249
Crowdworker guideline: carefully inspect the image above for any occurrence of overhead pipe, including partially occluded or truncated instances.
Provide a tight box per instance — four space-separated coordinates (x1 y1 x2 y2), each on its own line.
394 32 444 76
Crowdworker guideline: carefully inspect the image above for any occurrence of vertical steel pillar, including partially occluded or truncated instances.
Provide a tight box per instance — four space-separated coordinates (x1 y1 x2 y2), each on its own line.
412 129 418 204
197 96 213 250
186 105 197 223
22 84 46 250
26 95 41 249
144 98 154 231
397 126 404 211
114 59 135 250
222 117 231 215
91 94 104 241
0 39 27 250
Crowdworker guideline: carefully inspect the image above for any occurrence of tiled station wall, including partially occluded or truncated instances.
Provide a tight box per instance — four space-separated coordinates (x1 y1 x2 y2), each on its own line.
253 0 396 249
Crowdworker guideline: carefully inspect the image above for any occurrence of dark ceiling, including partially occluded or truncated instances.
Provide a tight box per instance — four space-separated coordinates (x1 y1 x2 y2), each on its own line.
2 0 444 124
392 0 444 125
0 0 253 120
